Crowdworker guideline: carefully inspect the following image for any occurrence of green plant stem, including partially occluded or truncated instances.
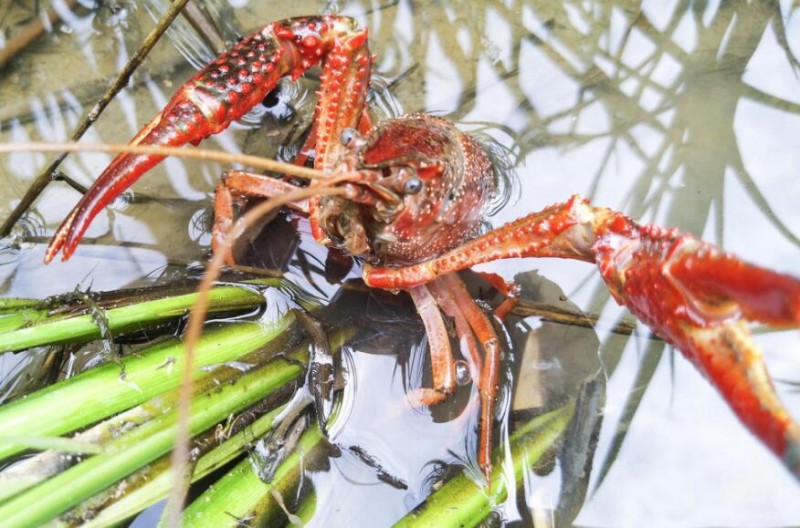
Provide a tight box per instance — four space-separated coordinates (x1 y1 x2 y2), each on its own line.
179 421 325 527
0 298 39 312
0 329 307 527
0 315 293 461
393 404 575 528
68 328 352 525
77 403 288 527
0 334 299 502
0 282 276 352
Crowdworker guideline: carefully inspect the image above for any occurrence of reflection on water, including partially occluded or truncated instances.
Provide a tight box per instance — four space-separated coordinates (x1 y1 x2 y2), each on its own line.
1 0 799 526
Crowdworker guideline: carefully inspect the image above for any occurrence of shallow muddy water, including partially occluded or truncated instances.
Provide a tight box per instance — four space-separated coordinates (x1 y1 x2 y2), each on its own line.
1 1 800 526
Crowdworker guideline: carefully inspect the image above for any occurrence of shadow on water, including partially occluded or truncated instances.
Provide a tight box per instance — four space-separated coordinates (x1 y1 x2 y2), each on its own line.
0 0 799 525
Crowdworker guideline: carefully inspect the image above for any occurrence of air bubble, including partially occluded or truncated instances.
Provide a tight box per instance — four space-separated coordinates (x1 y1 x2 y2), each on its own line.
455 360 472 386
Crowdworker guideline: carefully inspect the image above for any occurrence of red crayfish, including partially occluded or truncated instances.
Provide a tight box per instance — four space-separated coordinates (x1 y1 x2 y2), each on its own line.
43 15 800 484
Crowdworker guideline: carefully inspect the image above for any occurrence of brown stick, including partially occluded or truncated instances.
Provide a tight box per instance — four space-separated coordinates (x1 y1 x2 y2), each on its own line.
180 1 227 55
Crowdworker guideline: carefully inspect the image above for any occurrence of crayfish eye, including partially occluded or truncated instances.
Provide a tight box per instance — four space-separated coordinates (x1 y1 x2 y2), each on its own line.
340 128 357 146
403 176 423 195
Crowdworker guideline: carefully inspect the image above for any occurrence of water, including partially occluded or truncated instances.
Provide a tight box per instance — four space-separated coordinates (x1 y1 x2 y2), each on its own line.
1 1 800 526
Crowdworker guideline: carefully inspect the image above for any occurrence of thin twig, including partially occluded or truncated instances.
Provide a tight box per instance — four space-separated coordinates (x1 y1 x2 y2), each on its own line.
181 1 228 54
0 0 192 238
510 299 647 338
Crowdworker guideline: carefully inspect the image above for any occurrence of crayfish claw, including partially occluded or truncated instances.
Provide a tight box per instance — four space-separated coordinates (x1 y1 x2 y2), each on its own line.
594 216 800 480
45 15 369 263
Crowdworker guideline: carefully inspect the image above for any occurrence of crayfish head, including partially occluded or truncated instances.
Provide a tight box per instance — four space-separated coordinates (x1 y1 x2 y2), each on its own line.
353 114 495 265
314 114 496 266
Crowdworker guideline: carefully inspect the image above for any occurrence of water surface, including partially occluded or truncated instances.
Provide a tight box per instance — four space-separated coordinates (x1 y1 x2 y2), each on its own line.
1 1 799 526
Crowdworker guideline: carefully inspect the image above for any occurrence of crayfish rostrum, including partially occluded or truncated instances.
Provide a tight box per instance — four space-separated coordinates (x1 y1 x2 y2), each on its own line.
42 15 800 485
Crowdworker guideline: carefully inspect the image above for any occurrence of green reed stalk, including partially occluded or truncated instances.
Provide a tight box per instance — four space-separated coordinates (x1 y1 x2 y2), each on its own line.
77 403 288 527
178 422 325 527
0 328 307 527
0 315 294 462
0 279 282 352
393 403 575 528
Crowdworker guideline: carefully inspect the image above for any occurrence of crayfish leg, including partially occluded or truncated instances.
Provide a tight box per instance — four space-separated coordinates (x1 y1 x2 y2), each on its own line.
362 195 597 290
406 284 456 407
213 170 310 263
407 274 504 487
431 274 503 486
306 26 372 244
364 194 800 480
426 279 485 383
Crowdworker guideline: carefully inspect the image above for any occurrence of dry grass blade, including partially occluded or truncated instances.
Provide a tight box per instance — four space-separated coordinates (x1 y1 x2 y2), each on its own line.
0 142 334 181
